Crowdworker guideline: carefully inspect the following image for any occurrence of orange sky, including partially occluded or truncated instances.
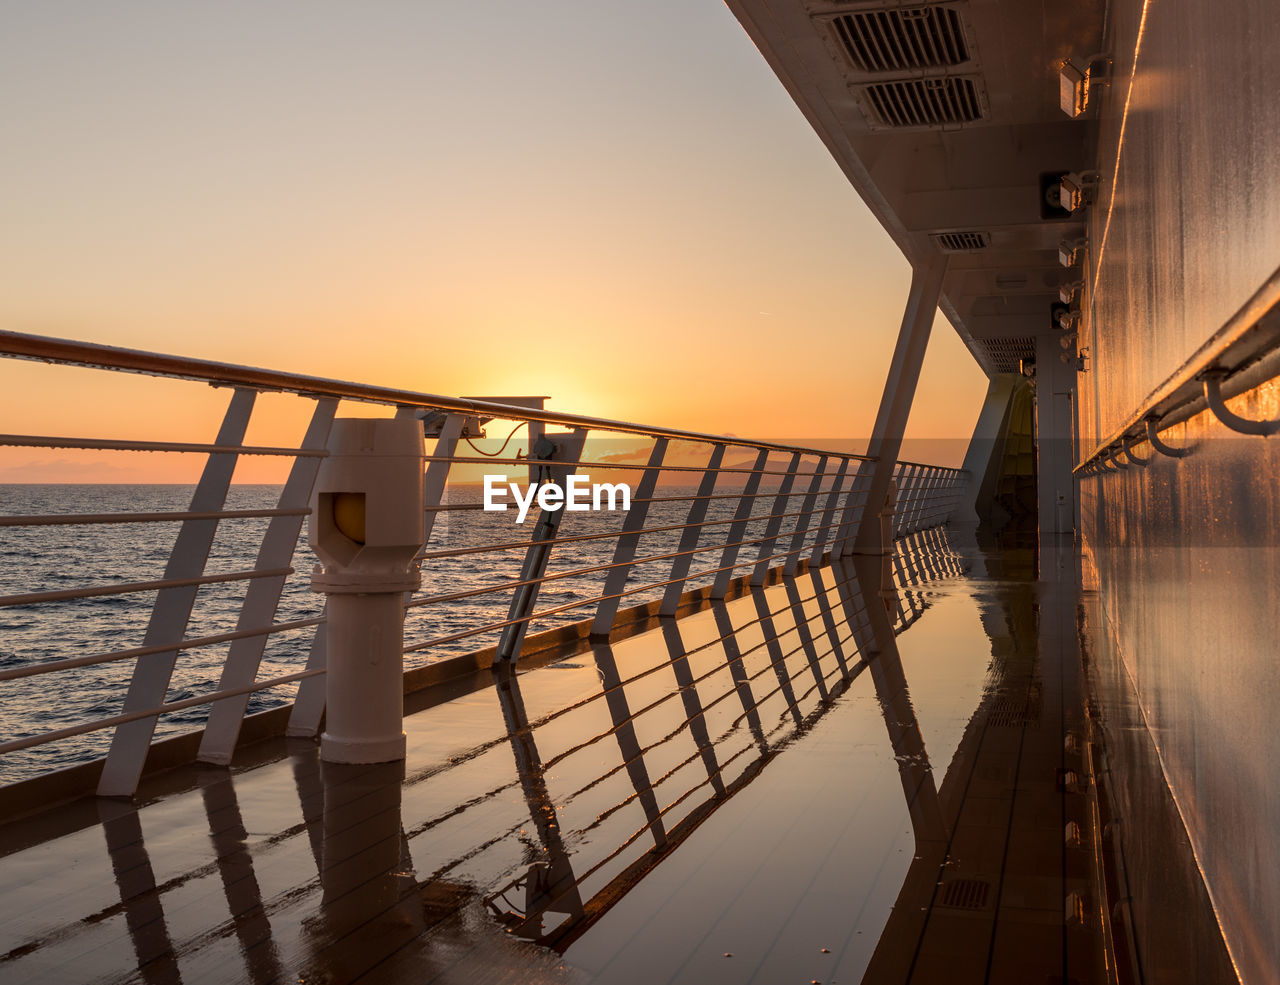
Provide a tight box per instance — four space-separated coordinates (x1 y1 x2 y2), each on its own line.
0 2 986 483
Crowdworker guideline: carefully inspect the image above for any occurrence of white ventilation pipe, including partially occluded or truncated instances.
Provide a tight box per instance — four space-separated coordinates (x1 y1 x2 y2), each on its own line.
309 418 424 763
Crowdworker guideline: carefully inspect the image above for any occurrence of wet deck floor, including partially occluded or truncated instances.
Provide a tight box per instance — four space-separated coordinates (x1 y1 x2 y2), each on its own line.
0 526 1115 984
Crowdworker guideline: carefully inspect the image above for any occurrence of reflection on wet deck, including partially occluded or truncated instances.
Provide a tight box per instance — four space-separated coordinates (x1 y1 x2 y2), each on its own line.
0 527 1113 984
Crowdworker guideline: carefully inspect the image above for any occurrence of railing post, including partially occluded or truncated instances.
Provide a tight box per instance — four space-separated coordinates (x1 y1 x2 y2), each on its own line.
835 462 873 557
879 480 898 601
198 397 337 765
286 614 328 738
98 387 256 798
659 443 724 616
784 454 829 577
750 451 801 586
495 429 587 664
895 465 918 536
407 408 465 550
809 456 852 567
918 467 945 529
710 448 769 600
590 437 667 639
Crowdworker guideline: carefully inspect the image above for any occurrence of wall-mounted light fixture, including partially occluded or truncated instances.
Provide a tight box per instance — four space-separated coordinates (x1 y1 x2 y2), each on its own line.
1060 55 1112 117
1040 172 1100 219
1050 301 1079 331
1056 171 1101 213
1059 237 1087 267
1059 280 1083 304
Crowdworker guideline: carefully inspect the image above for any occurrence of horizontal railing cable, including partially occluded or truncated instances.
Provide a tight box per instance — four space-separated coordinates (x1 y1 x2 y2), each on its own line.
0 667 324 756
0 508 309 527
0 617 322 684
0 434 328 456
404 513 858 652
0 566 295 608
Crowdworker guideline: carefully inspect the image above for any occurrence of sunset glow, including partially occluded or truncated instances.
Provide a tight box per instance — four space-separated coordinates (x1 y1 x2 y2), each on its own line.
0 2 987 482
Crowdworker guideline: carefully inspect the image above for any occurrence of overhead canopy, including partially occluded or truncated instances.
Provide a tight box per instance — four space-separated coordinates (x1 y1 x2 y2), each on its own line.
725 0 1106 376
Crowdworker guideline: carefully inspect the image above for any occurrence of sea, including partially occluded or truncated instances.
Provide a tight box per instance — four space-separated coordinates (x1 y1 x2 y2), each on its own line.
0 482 819 785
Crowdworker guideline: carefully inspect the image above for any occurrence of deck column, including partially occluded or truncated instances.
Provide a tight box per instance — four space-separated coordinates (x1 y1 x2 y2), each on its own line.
850 255 949 554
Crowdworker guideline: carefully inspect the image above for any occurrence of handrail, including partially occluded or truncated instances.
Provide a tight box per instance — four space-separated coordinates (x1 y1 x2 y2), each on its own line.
1076 263 1280 472
0 329 873 462
0 329 967 795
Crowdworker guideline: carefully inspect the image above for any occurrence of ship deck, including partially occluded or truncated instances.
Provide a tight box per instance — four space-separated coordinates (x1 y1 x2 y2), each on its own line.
0 527 1117 985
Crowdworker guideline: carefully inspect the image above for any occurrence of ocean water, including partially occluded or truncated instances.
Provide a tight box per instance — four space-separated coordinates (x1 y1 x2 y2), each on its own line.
0 482 824 784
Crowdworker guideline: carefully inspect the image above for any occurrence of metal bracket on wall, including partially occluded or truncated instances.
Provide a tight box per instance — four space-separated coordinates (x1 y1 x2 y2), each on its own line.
1201 368 1280 436
1121 439 1149 466
1144 416 1196 458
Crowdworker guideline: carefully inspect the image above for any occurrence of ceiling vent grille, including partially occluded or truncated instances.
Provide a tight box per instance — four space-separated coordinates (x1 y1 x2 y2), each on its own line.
976 337 1036 374
933 231 990 252
859 76 985 128
829 6 969 73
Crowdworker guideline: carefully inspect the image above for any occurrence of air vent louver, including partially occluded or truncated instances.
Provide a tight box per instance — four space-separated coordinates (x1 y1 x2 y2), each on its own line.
859 76 985 128
829 6 969 73
933 231 990 252
975 337 1036 374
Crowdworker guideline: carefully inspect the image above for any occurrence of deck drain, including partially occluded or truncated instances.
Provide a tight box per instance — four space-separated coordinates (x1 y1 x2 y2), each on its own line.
986 694 1042 728
938 878 991 910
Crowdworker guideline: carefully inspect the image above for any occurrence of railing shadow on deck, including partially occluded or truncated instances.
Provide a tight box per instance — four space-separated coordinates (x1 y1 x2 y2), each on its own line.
0 527 970 983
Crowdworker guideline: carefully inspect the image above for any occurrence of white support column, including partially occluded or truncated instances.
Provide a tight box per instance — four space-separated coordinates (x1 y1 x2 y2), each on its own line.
309 417 425 765
98 387 256 798
1034 335 1078 534
659 443 724 616
287 411 462 738
852 255 949 554
198 397 338 765
954 374 1019 522
591 437 667 638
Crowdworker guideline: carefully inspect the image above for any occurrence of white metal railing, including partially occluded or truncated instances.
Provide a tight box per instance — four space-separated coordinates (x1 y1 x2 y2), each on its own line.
0 329 966 794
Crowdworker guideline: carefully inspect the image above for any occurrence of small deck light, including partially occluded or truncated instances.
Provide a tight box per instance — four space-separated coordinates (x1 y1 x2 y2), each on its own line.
1060 55 1111 117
